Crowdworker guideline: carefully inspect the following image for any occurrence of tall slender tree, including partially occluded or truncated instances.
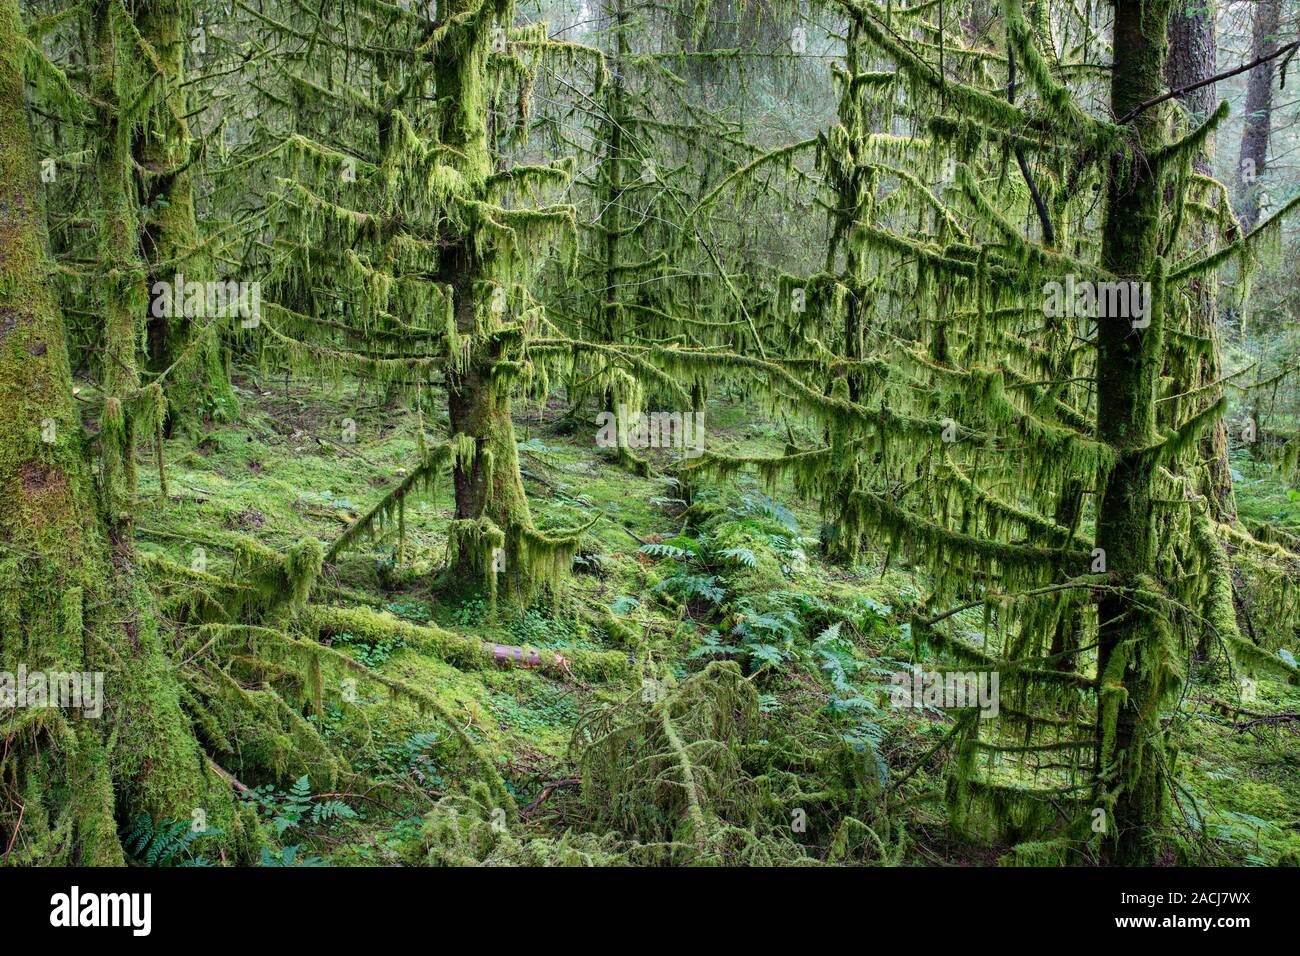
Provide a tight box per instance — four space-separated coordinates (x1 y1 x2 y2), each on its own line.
1237 0 1283 230
136 0 238 433
1165 0 1236 525
235 0 600 604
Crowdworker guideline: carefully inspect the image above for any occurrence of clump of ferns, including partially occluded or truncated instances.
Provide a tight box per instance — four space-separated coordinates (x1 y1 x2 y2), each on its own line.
123 814 220 867
240 774 358 840
638 491 800 597
636 521 897 856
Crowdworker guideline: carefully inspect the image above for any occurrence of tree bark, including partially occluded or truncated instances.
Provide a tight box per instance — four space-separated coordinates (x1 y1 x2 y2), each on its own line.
136 0 237 435
1236 0 1281 230
1166 0 1236 525
0 0 125 865
1094 0 1175 866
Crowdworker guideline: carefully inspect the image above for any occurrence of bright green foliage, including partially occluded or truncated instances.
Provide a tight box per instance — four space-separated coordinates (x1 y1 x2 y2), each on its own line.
652 0 1300 864
4 0 1297 871
227 0 604 607
124 812 218 866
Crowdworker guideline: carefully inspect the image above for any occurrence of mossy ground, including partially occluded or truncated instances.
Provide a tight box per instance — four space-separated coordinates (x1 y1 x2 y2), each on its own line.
1231 452 1300 531
130 368 1299 866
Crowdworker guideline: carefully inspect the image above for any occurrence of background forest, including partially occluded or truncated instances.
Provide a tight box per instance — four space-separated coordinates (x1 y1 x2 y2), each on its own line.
0 0 1298 868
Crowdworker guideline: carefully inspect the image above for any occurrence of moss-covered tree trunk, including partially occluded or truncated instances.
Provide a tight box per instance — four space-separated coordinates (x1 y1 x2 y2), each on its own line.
136 0 237 434
839 18 869 404
1093 0 1174 866
1166 0 1240 663
0 0 244 862
444 244 534 599
0 0 123 863
433 0 536 601
596 0 652 476
93 0 243 853
600 1 642 475
1166 0 1235 525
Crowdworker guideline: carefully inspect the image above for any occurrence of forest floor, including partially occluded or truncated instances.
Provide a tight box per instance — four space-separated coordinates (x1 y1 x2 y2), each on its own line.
131 368 1300 866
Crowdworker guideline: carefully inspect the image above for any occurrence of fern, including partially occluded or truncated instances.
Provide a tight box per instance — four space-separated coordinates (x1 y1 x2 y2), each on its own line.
653 573 725 604
259 844 325 867
688 631 743 659
639 542 692 561
244 774 355 837
311 800 359 826
274 775 314 835
738 493 799 534
716 547 758 567
124 814 218 867
608 595 640 615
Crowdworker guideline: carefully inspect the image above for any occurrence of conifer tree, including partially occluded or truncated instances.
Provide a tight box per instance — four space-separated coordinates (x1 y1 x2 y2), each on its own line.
230 0 606 604
136 0 239 432
673 0 1300 862
534 0 775 477
1237 0 1283 231
1165 0 1235 525
0 0 251 863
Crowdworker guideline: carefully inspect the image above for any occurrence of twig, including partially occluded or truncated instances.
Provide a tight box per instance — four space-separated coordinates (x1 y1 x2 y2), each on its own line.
521 777 581 816
1117 41 1300 125
1233 713 1300 732
204 755 253 795
4 801 23 860
1008 46 1055 247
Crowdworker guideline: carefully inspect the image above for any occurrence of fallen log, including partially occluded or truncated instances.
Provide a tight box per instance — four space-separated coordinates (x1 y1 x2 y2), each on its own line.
304 604 629 682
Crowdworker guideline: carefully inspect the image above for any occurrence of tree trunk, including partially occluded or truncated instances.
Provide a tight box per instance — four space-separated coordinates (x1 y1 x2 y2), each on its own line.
1094 0 1174 866
433 2 537 602
0 0 245 863
1166 1 1235 525
94 0 244 847
136 0 237 435
0 0 123 864
1236 0 1281 231
598 0 650 476
444 246 534 599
